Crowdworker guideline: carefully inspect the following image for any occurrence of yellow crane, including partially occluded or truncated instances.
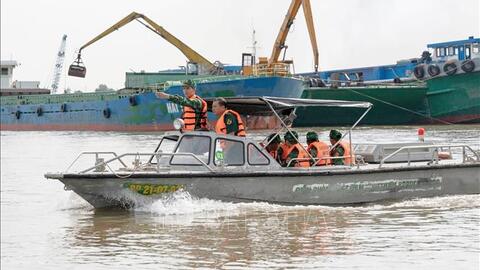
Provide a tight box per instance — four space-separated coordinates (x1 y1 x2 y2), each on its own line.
68 11 217 78
248 0 318 76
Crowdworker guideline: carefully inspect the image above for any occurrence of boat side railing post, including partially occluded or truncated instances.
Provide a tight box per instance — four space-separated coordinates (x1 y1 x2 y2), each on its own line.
331 105 372 167
407 149 411 166
348 130 353 167
462 146 466 163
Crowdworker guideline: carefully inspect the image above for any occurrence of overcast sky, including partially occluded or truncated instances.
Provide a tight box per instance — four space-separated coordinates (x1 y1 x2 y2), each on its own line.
1 0 479 91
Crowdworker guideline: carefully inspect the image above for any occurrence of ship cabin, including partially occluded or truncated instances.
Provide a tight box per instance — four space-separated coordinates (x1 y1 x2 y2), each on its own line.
428 36 480 62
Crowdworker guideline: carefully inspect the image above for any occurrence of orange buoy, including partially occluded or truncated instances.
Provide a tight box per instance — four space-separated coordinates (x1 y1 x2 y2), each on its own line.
438 151 452 160
417 128 425 142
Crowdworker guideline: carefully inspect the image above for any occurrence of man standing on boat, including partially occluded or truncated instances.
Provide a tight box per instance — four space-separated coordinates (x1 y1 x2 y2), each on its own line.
329 129 354 165
212 97 246 137
156 80 208 131
306 131 330 166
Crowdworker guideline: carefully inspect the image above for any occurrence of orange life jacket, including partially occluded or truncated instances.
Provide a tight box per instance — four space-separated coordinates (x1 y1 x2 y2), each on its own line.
330 141 354 165
307 141 330 166
268 150 277 159
279 143 290 161
215 109 246 137
284 143 310 167
182 95 207 131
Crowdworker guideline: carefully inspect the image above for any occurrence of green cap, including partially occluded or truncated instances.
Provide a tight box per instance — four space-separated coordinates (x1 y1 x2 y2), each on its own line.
329 129 342 140
284 131 299 144
306 131 318 142
182 79 195 88
267 133 281 144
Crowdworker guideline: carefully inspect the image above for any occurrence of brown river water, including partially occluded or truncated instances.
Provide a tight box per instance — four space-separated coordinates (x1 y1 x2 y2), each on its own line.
1 126 479 269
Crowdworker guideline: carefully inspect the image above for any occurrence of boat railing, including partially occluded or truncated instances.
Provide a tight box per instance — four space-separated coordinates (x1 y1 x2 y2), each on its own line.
65 152 127 173
286 156 355 168
253 63 290 77
66 151 214 174
378 144 480 168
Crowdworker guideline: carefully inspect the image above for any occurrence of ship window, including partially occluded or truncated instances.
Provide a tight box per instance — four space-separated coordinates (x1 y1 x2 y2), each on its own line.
448 47 454 55
214 138 244 166
247 143 270 165
473 43 480 54
171 135 211 165
466 46 471 59
1 68 8 75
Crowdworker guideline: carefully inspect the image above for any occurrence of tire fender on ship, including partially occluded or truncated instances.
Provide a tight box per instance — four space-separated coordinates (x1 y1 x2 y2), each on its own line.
129 95 138 106
427 64 441 77
60 103 68 112
37 107 43 116
443 61 458 75
461 60 475 73
103 108 111 118
413 64 425 79
15 110 21 119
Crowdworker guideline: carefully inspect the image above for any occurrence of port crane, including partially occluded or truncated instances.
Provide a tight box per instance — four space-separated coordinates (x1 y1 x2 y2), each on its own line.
51 34 67 93
68 12 218 78
244 0 319 76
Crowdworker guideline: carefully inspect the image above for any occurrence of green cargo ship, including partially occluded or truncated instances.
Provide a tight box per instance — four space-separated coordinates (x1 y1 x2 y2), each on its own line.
295 69 479 126
295 37 480 126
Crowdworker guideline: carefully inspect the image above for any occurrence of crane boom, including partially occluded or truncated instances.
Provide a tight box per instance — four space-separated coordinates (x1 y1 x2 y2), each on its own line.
268 0 319 72
69 12 215 77
51 34 67 93
302 0 319 72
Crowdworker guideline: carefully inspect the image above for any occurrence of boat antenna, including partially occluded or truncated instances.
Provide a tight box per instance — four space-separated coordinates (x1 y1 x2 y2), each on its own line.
247 28 261 60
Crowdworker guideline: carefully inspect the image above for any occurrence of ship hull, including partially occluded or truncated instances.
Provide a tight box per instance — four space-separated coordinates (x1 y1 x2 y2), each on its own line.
425 71 480 124
1 76 304 131
295 85 429 126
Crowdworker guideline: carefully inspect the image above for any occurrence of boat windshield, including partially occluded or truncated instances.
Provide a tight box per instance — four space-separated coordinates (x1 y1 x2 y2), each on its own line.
171 135 211 165
149 135 179 164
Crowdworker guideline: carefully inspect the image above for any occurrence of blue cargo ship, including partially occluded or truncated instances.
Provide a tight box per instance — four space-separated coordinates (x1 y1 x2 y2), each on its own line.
301 36 479 85
0 72 304 131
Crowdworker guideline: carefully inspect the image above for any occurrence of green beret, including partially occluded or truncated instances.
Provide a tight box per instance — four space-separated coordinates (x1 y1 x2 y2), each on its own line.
306 131 318 142
267 133 281 144
329 129 342 140
182 79 195 88
284 130 298 144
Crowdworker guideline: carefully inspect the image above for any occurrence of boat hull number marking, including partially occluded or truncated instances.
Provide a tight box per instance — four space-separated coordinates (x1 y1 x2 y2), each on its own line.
124 183 185 195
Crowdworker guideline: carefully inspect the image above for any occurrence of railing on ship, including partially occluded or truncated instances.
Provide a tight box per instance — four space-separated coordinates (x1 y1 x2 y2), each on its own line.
253 63 291 77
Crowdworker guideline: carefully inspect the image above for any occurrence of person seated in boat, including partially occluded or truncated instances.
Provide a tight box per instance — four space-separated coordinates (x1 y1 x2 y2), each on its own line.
156 80 208 131
280 131 310 168
212 97 246 137
264 133 282 160
277 135 290 165
329 129 354 165
306 131 330 166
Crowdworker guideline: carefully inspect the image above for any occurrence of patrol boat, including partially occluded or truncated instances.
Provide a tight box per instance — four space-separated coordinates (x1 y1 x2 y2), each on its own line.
44 97 480 208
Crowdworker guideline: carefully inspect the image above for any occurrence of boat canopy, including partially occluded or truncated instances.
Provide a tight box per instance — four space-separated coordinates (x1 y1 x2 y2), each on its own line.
204 96 372 116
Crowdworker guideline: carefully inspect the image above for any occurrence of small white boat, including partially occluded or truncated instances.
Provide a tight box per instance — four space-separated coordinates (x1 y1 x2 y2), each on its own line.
45 97 480 208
